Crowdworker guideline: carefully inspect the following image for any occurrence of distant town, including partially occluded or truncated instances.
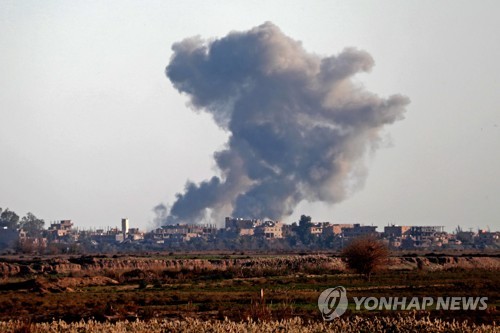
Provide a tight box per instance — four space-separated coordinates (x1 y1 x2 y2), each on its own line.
0 207 498 254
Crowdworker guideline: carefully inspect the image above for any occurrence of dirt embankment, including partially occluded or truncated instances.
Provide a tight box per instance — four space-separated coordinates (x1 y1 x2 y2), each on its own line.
0 254 499 278
393 255 500 271
0 255 344 277
0 276 119 293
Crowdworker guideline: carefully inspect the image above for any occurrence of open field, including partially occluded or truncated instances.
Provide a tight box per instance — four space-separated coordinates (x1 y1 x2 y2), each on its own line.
0 252 498 331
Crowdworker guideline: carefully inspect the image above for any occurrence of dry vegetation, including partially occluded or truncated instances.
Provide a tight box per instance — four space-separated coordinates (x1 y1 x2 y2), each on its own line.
0 253 498 331
341 236 389 281
0 314 498 333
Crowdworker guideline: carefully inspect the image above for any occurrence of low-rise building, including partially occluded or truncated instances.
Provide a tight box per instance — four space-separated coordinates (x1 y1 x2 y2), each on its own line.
342 224 378 239
127 228 144 241
48 220 75 241
308 223 323 236
152 224 217 243
402 226 446 249
254 221 283 239
384 225 411 238
322 223 354 236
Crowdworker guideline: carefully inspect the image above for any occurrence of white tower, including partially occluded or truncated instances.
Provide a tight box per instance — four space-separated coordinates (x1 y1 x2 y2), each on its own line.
121 218 129 239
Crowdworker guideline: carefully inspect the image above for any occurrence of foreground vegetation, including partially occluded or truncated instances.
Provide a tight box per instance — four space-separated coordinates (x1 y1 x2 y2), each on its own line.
1 314 497 333
0 253 498 331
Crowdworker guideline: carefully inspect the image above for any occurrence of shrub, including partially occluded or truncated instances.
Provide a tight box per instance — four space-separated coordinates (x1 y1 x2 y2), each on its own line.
341 236 389 281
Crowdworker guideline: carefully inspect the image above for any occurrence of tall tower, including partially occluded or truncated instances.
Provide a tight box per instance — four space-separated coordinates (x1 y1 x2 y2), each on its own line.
121 218 129 240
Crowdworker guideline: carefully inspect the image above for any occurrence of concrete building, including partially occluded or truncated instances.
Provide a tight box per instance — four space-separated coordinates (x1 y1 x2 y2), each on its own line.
152 224 217 243
384 225 411 238
254 221 283 239
402 226 446 249
127 228 144 241
48 220 74 238
308 223 324 236
322 223 354 236
225 217 259 230
224 217 261 237
383 225 411 249
342 224 378 239
121 218 129 240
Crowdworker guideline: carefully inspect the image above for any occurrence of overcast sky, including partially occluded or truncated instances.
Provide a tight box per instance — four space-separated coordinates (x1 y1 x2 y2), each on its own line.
1 1 499 231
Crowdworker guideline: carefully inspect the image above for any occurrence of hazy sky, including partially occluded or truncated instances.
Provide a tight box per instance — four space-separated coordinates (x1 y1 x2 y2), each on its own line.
1 1 499 231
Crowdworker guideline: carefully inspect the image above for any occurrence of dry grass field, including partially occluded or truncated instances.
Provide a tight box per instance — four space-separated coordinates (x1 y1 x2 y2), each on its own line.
0 253 498 331
0 315 498 333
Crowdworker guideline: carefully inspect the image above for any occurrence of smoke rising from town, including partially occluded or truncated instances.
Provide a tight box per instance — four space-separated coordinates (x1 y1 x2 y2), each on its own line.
161 22 409 225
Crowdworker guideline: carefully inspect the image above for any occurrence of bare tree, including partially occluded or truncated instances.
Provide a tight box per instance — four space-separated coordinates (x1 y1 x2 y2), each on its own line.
341 236 389 281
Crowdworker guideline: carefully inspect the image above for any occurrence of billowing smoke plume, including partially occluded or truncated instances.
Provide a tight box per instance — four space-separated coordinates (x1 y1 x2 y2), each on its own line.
162 22 409 224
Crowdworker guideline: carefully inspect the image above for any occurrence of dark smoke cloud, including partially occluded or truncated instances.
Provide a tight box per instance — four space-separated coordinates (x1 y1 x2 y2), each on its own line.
162 22 409 224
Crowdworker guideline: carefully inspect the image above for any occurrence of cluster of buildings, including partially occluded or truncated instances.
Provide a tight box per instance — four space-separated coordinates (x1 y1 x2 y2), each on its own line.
1 216 499 253
0 218 146 253
148 218 499 250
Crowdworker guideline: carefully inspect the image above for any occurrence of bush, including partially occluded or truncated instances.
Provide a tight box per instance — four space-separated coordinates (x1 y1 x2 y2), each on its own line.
342 236 388 281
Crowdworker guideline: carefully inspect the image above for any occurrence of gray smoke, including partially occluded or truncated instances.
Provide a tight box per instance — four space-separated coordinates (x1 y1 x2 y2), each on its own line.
162 22 409 224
